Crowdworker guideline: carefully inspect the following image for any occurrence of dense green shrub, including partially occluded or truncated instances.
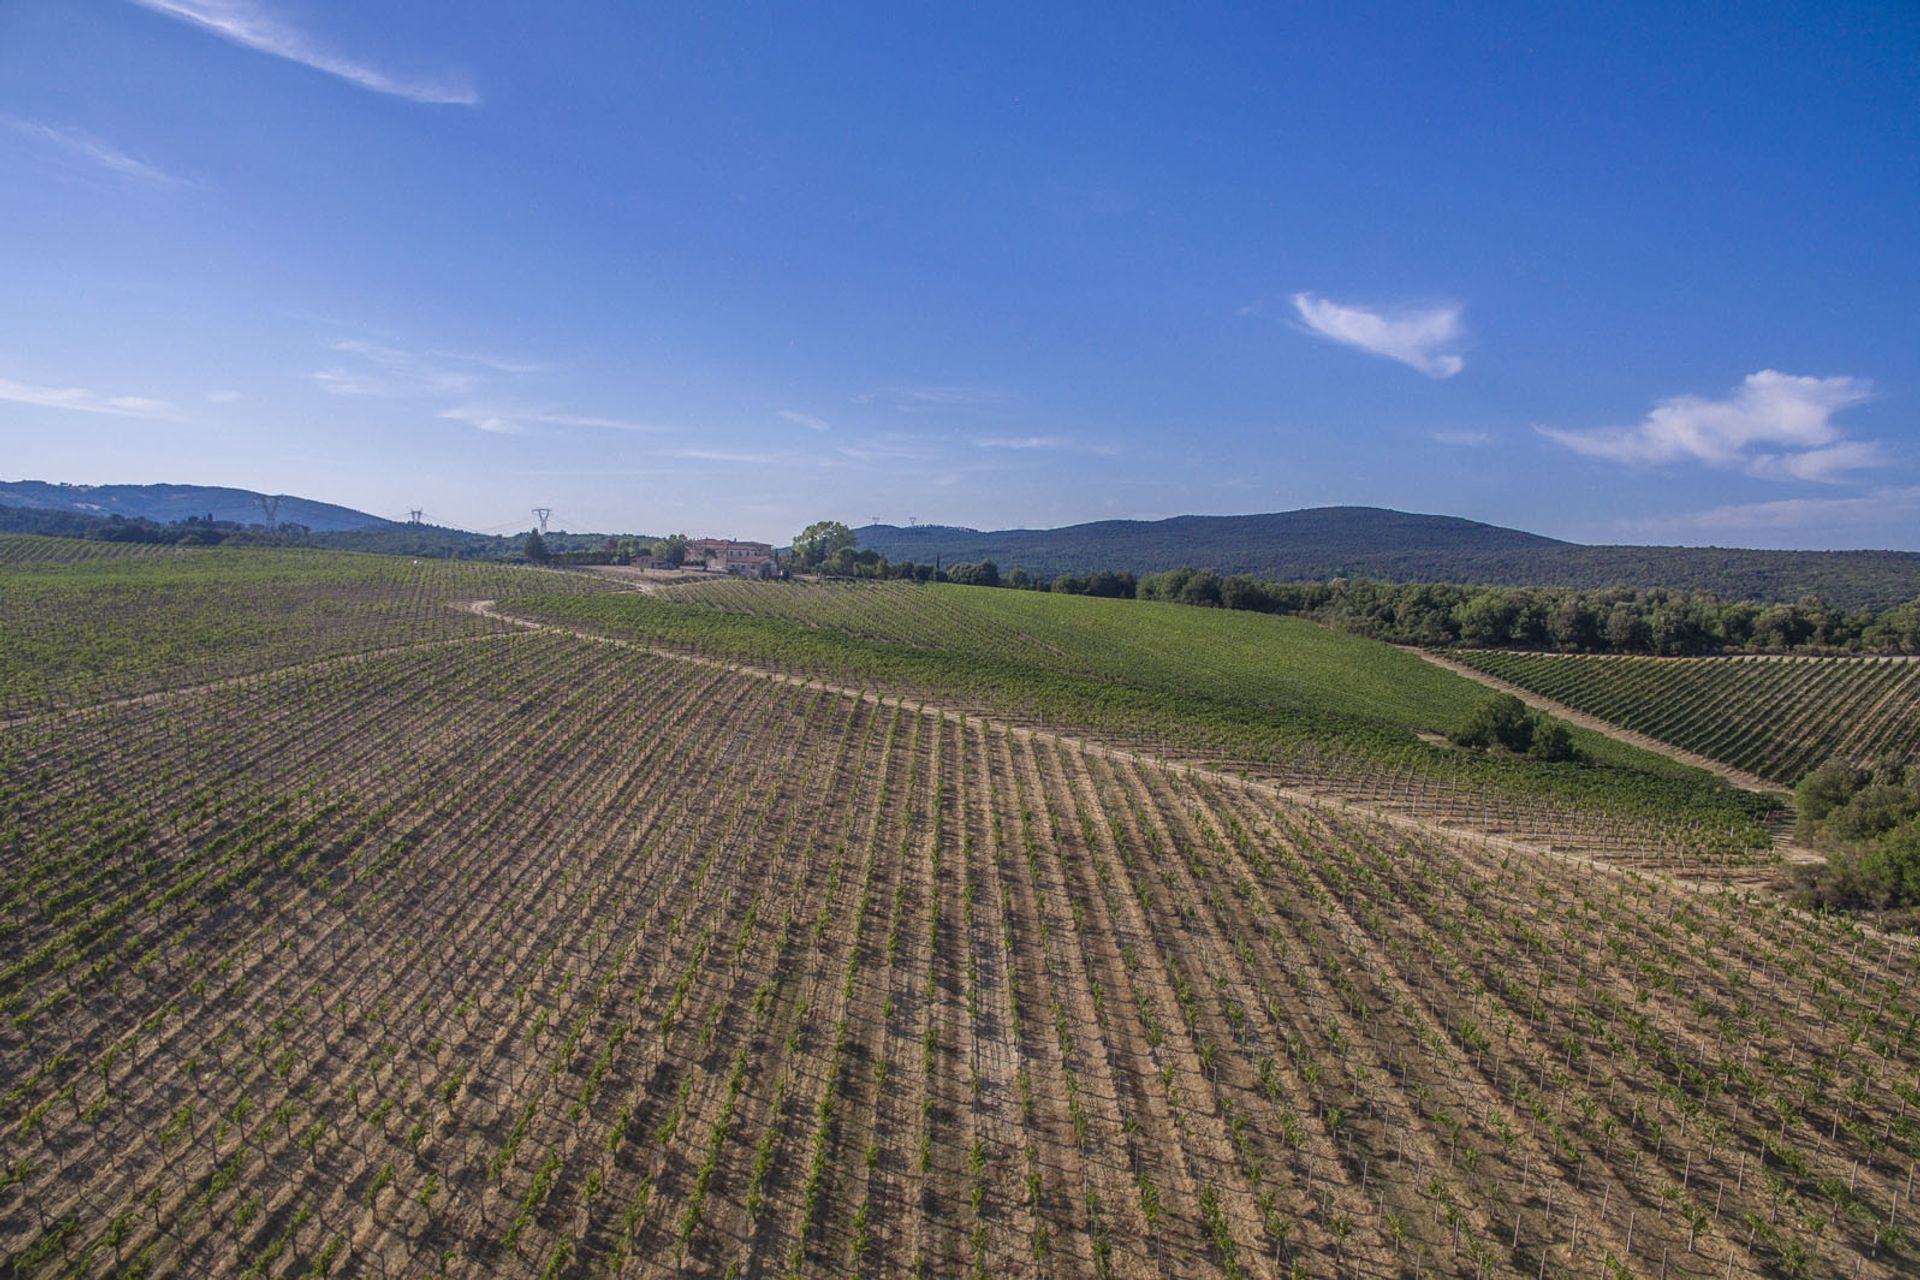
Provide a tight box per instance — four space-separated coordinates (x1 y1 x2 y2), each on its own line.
1795 756 1920 913
1448 694 1580 763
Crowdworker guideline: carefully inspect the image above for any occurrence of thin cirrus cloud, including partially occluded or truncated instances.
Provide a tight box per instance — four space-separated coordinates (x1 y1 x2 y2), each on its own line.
312 335 651 436
776 409 831 432
0 375 180 420
126 1 479 106
972 435 1118 457
438 404 665 436
853 385 1010 411
1432 430 1492 447
2 116 192 187
1290 293 1466 379
1536 370 1881 483
311 339 540 400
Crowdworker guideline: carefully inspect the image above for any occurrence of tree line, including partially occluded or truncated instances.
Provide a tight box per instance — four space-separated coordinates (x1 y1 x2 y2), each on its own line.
1127 569 1920 655
793 522 1920 655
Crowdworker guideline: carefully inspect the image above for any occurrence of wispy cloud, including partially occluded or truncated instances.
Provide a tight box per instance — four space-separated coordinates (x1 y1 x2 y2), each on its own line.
2 116 191 186
313 334 652 436
205 389 243 403
1537 370 1879 483
672 447 792 466
1291 293 1465 379
312 339 550 400
435 405 524 435
854 385 1010 411
127 1 479 105
0 375 181 420
1621 486 1920 537
834 434 943 465
776 409 831 432
438 403 665 435
972 435 1118 456
1432 430 1492 447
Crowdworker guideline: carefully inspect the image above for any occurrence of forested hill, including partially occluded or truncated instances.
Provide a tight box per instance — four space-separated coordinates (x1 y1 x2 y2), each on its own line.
855 507 1920 609
0 480 392 532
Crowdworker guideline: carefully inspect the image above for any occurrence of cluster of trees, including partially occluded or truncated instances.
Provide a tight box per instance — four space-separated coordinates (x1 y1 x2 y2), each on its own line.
1130 568 1920 655
791 521 1031 585
1795 757 1920 914
1446 693 1579 762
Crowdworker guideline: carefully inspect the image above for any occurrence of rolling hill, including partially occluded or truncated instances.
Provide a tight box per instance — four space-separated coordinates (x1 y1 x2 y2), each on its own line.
854 506 1920 608
0 480 393 532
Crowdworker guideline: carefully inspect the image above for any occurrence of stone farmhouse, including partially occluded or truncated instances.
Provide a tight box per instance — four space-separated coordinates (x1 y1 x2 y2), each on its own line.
687 538 777 577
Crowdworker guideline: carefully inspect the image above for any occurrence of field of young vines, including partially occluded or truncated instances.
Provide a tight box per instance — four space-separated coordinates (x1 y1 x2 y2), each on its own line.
514 580 1783 872
5 541 1913 1279
0 547 615 717
1451 651 1920 787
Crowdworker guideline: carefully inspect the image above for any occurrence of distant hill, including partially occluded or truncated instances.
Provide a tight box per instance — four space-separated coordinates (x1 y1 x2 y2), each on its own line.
855 507 1920 609
0 480 392 533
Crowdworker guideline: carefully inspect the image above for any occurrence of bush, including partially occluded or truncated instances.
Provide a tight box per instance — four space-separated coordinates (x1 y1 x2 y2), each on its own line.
1527 722 1577 763
1795 755 1920 914
1448 694 1584 764
1449 694 1536 753
1795 758 1866 827
1823 783 1919 842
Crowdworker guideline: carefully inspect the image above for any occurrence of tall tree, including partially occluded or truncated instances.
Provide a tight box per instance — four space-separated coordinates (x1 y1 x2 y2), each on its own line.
793 520 856 568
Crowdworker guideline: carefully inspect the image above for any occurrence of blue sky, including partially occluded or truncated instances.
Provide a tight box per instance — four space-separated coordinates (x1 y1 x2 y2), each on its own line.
1 2 1916 547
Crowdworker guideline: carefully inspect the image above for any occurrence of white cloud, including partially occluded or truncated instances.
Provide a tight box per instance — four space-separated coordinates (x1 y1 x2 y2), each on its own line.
438 404 665 435
436 405 523 435
672 447 791 465
1622 486 1920 536
1432 429 1492 447
854 385 1009 410
834 434 942 465
972 435 1118 456
535 412 664 432
2 116 191 186
776 409 831 432
309 367 393 398
1537 370 1878 482
0 375 181 420
311 339 555 401
205 389 243 403
127 0 478 105
1291 293 1465 379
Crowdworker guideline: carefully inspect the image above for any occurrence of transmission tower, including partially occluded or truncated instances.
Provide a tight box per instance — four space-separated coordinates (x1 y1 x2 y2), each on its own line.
871 514 882 527
907 515 918 527
257 494 281 529
407 509 424 526
532 508 552 535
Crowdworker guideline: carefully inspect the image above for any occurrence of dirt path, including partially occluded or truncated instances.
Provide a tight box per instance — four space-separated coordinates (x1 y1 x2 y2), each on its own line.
1406 646 1791 796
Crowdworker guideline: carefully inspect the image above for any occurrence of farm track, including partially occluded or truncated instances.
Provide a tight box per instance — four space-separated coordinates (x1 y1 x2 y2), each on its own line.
1447 649 1920 789
4 588 1919 1278
1407 648 1788 798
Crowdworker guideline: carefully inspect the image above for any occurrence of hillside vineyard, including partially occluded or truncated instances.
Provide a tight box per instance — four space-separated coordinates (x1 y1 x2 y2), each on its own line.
1 546 1916 1279
1452 650 1920 788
